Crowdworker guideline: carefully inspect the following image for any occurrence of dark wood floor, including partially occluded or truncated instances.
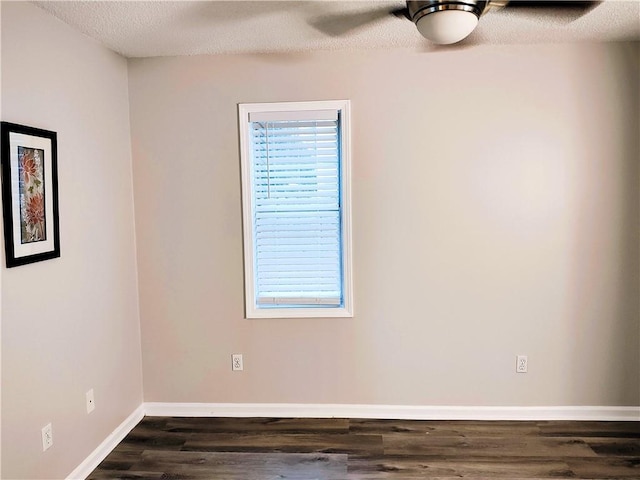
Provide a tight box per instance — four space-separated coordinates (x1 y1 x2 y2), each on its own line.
88 417 639 479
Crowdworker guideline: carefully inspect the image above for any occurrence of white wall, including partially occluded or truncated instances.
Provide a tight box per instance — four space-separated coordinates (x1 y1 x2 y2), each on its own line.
128 42 639 407
1 3 143 479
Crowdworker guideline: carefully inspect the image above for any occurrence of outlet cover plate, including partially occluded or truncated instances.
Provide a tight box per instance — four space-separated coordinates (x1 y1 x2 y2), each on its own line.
41 423 53 451
516 355 528 373
232 354 243 371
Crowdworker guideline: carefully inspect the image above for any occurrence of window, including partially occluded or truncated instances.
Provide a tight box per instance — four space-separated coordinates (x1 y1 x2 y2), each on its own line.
238 100 353 318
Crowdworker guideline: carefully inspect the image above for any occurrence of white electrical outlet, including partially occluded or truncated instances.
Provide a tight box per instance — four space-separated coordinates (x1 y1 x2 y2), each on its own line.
516 355 528 373
232 354 243 371
86 389 95 414
41 423 53 451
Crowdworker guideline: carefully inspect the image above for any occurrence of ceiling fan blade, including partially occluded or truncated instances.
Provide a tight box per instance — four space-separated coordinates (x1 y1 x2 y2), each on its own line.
503 0 600 19
310 6 407 37
505 0 597 7
390 7 411 21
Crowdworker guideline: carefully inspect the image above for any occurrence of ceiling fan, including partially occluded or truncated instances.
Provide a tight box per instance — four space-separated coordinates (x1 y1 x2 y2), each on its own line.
314 1 600 45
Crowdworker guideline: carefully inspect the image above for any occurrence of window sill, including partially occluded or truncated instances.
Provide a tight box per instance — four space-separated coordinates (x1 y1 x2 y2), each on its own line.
246 306 354 319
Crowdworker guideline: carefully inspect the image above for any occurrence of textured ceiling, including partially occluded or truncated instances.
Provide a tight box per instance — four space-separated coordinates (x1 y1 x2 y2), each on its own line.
33 1 640 58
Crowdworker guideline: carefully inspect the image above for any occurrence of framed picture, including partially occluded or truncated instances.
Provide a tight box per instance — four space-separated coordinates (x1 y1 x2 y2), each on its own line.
1 122 60 267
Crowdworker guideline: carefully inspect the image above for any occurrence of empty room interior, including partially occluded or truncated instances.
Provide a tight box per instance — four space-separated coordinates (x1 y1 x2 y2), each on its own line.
1 1 639 479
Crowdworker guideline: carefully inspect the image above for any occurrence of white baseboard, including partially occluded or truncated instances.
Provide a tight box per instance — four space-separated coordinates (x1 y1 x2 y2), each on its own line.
143 402 640 422
66 405 145 480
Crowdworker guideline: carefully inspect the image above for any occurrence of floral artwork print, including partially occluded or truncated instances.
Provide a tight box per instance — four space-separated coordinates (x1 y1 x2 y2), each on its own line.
17 146 46 243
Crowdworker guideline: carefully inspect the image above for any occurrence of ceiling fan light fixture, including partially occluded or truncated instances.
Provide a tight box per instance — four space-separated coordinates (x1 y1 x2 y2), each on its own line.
408 1 485 45
415 9 479 44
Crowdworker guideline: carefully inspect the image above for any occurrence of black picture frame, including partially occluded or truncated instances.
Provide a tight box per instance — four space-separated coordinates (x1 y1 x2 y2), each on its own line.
1 122 60 267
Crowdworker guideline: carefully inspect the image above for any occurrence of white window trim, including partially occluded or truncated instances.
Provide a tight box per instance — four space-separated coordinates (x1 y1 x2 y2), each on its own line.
238 100 353 319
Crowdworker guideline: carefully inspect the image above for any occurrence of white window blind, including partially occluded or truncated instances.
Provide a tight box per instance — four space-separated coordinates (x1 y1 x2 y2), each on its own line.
250 113 342 307
239 100 352 319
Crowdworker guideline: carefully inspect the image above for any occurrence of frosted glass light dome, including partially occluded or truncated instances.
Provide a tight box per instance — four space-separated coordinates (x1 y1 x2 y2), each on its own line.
415 9 479 45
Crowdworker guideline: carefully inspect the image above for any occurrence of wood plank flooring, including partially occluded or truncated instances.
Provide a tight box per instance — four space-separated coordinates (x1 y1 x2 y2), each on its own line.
87 417 640 479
